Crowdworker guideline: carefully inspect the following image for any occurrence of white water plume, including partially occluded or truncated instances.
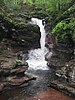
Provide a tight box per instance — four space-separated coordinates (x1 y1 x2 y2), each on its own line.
26 18 49 70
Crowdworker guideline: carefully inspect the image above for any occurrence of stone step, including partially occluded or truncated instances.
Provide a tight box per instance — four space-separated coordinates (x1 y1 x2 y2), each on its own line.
7 75 36 87
50 80 75 97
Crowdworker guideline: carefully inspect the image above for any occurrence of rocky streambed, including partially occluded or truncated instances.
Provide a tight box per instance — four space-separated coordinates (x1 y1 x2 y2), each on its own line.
0 43 74 100
0 67 75 100
0 49 36 93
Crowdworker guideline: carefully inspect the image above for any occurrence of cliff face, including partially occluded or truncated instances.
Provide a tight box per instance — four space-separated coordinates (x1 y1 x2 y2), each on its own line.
0 13 41 50
45 3 75 96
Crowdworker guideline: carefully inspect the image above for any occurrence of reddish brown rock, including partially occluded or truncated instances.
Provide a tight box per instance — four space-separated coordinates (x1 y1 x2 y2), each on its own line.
26 88 75 100
0 83 6 92
10 67 27 75
7 76 35 86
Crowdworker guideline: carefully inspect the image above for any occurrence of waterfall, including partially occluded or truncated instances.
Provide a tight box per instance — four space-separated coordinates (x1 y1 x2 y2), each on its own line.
26 18 49 70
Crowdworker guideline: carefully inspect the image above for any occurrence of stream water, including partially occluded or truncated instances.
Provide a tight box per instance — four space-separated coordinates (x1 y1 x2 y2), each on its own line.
26 18 50 70
0 18 74 100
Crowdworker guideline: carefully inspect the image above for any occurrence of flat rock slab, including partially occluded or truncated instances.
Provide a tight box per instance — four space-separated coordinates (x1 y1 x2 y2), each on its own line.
7 75 36 86
50 80 75 97
10 67 27 75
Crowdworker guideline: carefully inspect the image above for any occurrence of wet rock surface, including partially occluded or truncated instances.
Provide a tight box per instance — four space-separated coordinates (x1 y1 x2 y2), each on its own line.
26 88 75 100
45 34 75 97
50 80 75 97
0 51 35 93
0 70 74 100
0 14 41 50
0 34 74 100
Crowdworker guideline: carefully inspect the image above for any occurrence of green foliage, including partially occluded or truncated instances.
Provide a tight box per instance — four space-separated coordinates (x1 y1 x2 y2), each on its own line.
1 0 72 12
33 0 71 12
52 21 68 40
52 21 69 33
69 18 75 39
2 0 23 9
16 59 23 66
0 0 5 7
52 18 75 40
69 18 75 30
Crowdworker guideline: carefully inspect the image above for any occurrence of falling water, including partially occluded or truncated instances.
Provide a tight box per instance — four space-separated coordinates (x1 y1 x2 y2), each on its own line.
26 18 49 70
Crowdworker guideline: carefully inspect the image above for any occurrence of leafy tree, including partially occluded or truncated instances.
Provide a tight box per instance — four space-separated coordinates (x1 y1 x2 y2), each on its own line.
0 0 5 7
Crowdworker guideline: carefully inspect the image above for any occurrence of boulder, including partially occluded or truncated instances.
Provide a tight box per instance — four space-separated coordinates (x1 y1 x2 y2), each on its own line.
45 34 56 51
46 33 74 68
0 83 6 92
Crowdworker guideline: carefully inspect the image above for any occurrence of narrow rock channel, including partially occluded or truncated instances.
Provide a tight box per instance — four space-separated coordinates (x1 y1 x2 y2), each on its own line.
0 18 75 100
0 69 74 100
